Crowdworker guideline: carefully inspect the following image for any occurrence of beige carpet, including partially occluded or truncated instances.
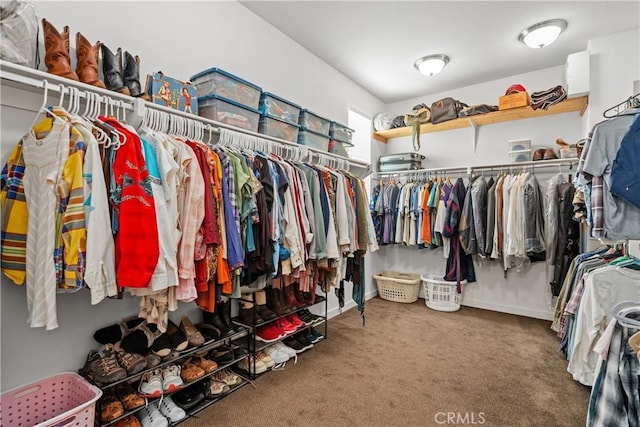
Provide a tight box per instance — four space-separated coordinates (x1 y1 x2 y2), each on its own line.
181 297 590 427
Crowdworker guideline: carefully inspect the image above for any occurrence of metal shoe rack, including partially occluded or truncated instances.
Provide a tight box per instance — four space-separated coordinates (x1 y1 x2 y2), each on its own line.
232 289 330 379
87 327 250 426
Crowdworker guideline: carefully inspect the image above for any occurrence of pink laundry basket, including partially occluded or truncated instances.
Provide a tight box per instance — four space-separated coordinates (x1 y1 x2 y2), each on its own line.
0 372 102 427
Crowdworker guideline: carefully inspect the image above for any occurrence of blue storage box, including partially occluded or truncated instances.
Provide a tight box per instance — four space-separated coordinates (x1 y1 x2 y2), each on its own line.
260 92 301 125
299 109 331 135
259 114 300 143
330 121 355 144
298 128 330 152
198 94 260 132
190 67 262 109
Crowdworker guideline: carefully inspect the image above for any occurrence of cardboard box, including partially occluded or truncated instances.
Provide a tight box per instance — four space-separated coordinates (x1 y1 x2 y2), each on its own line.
145 72 198 114
499 92 529 110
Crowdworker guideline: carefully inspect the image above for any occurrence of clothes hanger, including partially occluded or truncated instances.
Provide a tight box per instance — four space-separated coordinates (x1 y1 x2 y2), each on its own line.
603 92 640 118
610 301 640 329
29 79 69 131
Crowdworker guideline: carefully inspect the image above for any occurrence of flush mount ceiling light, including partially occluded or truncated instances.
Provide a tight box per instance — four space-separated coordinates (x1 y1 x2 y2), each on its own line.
518 19 567 49
414 54 450 76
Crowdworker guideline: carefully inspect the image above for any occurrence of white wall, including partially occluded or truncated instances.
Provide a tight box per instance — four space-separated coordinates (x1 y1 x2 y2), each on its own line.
0 1 384 391
376 65 585 320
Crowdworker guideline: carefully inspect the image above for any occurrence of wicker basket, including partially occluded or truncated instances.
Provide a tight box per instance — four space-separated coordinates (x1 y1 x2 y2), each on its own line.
373 271 421 303
421 275 465 312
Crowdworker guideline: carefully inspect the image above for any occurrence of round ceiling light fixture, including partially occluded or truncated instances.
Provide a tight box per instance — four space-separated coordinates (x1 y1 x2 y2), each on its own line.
414 54 450 76
518 19 567 49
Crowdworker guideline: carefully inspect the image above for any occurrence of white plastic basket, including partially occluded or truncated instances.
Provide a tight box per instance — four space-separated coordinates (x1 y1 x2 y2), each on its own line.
373 271 421 303
421 275 465 312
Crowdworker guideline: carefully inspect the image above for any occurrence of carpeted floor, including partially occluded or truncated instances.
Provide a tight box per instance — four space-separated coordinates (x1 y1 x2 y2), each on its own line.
181 297 591 427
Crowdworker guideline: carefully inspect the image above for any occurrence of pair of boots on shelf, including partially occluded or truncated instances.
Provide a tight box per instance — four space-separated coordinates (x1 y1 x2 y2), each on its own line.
42 18 146 98
239 284 312 325
201 300 239 338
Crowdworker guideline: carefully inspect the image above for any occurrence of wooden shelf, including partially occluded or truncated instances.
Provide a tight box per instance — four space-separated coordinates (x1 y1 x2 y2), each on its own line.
372 96 589 143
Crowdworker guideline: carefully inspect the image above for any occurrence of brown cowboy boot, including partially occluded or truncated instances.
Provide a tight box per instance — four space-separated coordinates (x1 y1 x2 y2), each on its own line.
76 33 105 88
42 19 78 81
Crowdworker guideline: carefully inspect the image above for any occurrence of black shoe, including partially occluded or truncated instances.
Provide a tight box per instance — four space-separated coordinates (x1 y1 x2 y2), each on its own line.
282 337 305 353
294 333 314 352
194 323 221 343
228 343 248 360
202 310 233 338
173 383 205 410
208 346 236 365
219 301 242 334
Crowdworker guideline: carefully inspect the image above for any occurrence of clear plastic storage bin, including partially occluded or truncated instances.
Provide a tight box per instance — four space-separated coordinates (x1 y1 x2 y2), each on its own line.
259 114 301 143
0 372 102 427
198 94 260 132
260 92 301 125
508 139 531 151
299 110 331 135
298 128 330 152
330 121 355 144
329 139 350 157
190 67 262 109
509 149 532 162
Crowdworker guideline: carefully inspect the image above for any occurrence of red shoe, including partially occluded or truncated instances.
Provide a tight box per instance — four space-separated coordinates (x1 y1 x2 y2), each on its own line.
276 318 298 334
256 324 285 342
287 313 304 328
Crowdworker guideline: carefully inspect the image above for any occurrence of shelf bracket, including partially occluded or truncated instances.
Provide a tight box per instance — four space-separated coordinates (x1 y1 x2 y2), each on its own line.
468 118 478 153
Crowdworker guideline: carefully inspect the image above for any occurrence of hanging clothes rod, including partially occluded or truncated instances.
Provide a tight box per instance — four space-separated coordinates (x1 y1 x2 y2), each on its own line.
0 59 370 171
374 158 579 179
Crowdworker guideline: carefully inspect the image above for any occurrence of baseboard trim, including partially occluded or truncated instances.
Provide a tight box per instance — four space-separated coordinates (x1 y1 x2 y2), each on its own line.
327 289 378 320
459 299 553 321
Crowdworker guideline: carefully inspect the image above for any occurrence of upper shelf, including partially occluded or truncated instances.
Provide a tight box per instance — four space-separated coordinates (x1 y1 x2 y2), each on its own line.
372 96 589 143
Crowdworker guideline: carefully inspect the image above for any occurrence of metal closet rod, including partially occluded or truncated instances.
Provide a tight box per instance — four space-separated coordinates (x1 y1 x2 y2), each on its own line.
0 60 370 170
374 158 579 178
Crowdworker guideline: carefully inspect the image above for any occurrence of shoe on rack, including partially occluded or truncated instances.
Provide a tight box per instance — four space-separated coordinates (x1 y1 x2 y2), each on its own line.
101 44 130 96
287 313 304 328
293 283 307 307
255 350 275 369
194 323 221 342
172 383 205 410
284 285 305 308
272 341 297 360
254 290 277 321
157 396 186 423
80 344 127 386
166 320 189 351
180 360 205 383
256 323 285 343
202 309 233 338
180 316 205 347
113 414 141 427
543 148 558 160
115 382 144 411
162 364 184 392
123 51 150 99
204 378 229 398
120 317 155 355
237 355 267 374
239 294 264 325
136 403 168 427
294 333 314 352
100 389 124 423
138 369 163 398
218 300 241 334
190 355 218 374
212 368 241 387
146 353 161 369
309 328 324 343
263 344 290 364
228 343 248 360
208 346 235 365
114 348 147 376
282 336 305 354
276 318 298 334
75 32 105 88
41 19 79 81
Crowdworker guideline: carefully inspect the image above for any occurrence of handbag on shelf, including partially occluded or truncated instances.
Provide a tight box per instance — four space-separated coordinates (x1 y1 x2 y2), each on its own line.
458 104 498 117
430 97 468 125
403 103 431 151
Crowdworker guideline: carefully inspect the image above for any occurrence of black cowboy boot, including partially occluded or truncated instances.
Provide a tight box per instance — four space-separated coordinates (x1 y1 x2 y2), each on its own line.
101 44 129 95
123 51 149 100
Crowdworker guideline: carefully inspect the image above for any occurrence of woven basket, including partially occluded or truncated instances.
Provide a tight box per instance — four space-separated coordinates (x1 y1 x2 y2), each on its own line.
373 271 421 303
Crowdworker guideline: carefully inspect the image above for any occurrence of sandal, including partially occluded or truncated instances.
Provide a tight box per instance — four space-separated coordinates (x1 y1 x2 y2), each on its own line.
191 355 218 374
180 316 205 347
120 317 155 354
115 382 144 411
180 360 205 383
100 389 124 423
166 320 188 351
113 415 141 427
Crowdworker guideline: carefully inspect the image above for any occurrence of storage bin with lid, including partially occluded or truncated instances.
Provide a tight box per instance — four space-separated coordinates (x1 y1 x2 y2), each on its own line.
0 372 102 427
508 139 531 151
373 271 421 303
298 128 330 152
190 67 262 109
421 275 466 312
198 94 260 132
299 109 331 135
330 121 355 144
328 139 351 157
509 149 532 162
260 92 301 125
259 114 301 143
559 146 578 158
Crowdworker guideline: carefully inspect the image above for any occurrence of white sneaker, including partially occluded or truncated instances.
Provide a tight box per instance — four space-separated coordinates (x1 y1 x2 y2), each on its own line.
158 396 186 422
137 403 169 427
238 355 267 374
162 364 184 393
264 345 289 364
256 350 275 368
273 341 296 358
138 369 163 398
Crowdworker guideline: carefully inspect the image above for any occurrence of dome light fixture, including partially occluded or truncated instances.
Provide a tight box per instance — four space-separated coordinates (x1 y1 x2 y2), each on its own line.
414 54 450 76
518 19 567 49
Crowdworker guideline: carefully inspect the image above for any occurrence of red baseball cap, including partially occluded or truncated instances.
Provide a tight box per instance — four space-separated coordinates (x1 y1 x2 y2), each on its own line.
506 84 527 95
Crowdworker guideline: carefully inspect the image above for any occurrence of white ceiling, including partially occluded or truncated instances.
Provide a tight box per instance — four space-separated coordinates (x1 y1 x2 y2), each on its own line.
241 1 640 103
